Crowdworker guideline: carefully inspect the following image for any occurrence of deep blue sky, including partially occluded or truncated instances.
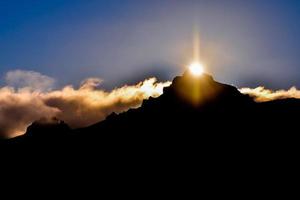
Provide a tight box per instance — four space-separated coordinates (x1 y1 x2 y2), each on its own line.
1 0 300 88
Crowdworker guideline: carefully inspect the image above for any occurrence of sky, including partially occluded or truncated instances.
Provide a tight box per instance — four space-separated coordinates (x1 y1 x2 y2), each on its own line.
1 0 300 89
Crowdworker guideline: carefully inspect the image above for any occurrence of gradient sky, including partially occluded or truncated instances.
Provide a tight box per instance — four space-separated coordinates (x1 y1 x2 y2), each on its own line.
1 0 300 89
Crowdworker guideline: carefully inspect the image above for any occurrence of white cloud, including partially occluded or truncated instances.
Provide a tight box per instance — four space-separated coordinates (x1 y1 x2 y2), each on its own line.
5 70 55 91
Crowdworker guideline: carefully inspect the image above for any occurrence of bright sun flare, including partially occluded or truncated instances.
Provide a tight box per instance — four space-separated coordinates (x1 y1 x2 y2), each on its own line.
189 62 204 76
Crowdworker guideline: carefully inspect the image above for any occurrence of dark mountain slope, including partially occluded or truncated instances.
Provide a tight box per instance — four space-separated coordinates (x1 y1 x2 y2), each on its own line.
2 71 299 192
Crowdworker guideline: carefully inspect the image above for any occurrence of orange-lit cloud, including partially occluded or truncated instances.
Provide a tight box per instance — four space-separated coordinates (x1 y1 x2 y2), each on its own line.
0 70 171 138
3 69 299 138
240 86 300 102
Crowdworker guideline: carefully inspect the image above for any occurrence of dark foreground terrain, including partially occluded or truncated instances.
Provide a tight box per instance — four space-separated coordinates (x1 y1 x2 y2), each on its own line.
1 72 299 193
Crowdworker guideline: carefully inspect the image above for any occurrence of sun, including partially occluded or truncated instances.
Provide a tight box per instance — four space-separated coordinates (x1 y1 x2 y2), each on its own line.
189 62 204 76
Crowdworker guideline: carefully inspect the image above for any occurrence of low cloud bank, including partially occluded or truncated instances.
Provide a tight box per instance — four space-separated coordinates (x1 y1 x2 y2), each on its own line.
2 69 299 138
240 86 300 102
0 70 171 138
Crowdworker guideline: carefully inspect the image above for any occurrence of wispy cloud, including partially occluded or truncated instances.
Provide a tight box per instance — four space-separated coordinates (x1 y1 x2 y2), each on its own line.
240 86 300 102
0 70 171 138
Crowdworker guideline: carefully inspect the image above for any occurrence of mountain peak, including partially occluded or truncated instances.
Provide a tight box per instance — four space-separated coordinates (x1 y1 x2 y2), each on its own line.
162 71 251 107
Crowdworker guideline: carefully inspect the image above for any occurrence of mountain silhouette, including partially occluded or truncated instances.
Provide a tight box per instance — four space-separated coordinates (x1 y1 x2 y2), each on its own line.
2 72 299 190
3 72 300 149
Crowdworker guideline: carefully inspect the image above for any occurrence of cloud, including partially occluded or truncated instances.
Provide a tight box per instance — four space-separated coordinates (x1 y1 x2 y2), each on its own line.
0 70 171 138
5 70 55 91
79 78 103 90
5 69 299 138
240 86 300 102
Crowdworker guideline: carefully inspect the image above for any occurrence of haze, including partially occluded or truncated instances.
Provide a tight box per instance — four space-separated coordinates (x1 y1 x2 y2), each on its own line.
1 0 300 89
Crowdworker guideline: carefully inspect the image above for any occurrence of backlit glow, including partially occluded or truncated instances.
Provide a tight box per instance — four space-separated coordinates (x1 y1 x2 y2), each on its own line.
189 62 204 76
